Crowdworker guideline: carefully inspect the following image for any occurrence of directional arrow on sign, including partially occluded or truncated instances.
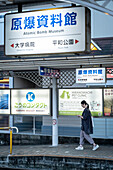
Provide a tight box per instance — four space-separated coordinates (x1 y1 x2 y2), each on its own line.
75 40 79 44
11 44 14 48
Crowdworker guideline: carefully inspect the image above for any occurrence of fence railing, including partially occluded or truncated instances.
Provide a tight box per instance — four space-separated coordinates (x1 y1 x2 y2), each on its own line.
0 127 18 155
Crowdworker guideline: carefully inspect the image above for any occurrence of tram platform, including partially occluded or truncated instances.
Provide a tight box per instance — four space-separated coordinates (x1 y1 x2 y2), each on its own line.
0 143 113 169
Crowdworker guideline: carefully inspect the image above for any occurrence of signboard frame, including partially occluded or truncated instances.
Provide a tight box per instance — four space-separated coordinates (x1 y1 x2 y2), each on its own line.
76 67 106 84
11 88 52 116
58 88 103 117
4 6 91 56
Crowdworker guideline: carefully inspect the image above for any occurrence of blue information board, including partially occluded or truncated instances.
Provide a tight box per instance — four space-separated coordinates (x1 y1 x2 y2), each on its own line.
39 67 60 78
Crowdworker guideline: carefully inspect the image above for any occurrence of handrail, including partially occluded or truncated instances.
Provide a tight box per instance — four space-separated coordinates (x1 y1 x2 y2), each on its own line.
0 126 18 155
0 127 18 133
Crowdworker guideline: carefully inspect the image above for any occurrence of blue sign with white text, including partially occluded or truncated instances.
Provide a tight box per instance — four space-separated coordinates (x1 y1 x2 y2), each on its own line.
39 67 60 78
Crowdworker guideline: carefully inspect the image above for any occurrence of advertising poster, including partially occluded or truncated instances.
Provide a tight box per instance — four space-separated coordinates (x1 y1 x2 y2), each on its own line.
11 89 51 115
0 90 10 114
106 68 113 79
104 88 113 116
59 89 102 116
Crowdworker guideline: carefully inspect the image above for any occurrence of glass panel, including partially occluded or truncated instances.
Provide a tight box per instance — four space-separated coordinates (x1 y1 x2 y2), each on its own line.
0 115 9 127
14 116 33 133
35 116 42 134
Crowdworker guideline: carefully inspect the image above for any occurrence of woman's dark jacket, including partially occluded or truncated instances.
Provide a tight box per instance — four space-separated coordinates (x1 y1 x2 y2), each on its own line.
81 108 93 134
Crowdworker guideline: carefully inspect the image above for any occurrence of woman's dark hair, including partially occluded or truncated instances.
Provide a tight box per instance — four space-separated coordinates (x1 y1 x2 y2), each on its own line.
81 100 89 109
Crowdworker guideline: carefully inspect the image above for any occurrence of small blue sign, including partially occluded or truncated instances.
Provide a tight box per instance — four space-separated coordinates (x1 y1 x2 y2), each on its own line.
39 66 60 78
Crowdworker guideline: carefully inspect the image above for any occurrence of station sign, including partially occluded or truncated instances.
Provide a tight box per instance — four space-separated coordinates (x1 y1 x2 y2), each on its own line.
39 67 60 78
11 89 51 115
76 68 106 83
5 7 91 56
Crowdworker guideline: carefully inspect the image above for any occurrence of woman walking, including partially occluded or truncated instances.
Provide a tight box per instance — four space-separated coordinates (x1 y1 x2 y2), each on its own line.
76 100 99 151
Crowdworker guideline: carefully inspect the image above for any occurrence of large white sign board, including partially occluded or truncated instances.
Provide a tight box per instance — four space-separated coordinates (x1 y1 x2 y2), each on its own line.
11 89 51 115
5 7 90 56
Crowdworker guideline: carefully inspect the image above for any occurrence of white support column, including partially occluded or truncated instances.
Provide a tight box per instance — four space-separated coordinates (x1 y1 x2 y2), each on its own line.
52 77 58 146
9 77 13 89
33 116 36 134
9 77 14 128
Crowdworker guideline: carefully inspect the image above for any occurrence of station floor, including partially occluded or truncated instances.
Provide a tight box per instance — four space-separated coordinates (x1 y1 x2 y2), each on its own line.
0 143 113 160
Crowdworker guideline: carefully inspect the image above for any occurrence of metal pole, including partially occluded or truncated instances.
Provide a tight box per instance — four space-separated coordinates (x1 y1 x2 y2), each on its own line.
52 77 58 146
18 3 22 13
10 129 12 155
33 116 35 134
9 77 14 138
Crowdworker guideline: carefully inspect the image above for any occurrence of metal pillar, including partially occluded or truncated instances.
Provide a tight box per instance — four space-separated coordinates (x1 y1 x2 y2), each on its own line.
9 77 13 128
52 77 58 146
33 116 36 134
18 3 22 13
